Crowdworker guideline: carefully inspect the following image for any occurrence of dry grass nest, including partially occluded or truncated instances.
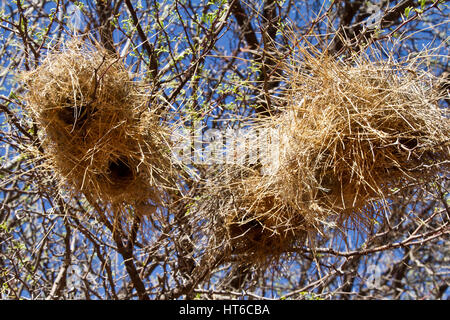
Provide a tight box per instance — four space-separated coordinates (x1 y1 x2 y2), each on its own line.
22 39 176 212
194 166 308 265
197 49 450 265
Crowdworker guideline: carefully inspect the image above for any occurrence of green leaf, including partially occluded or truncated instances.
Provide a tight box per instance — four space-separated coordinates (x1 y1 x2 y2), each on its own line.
418 0 426 9
0 222 10 233
9 91 18 100
404 6 412 18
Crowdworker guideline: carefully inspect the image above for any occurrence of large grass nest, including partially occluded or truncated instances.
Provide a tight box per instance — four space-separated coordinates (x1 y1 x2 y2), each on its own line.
194 165 308 265
273 51 449 227
22 39 175 212
196 49 450 265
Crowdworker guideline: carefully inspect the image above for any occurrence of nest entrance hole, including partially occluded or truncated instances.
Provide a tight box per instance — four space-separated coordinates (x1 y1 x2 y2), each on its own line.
230 219 265 243
399 137 419 150
108 157 134 185
58 96 93 127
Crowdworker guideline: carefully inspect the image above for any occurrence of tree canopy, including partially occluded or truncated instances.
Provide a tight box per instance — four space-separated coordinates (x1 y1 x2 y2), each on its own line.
0 0 449 300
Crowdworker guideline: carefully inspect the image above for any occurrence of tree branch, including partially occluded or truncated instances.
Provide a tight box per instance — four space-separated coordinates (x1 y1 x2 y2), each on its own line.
124 0 158 80
229 0 259 51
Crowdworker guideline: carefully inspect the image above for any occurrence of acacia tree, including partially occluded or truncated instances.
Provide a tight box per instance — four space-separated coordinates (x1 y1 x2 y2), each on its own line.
0 0 448 300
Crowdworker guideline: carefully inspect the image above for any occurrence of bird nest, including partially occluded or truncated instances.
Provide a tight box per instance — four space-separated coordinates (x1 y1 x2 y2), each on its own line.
273 51 449 228
196 49 449 265
194 166 308 265
22 39 175 213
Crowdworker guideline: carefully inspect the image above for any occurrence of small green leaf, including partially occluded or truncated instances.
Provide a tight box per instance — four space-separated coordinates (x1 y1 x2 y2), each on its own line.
9 91 18 100
418 0 426 9
404 6 412 18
